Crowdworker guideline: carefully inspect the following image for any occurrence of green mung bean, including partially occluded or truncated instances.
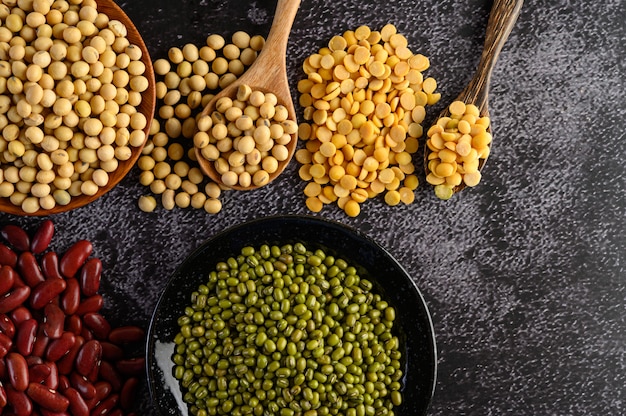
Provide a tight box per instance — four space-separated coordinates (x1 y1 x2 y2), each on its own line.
173 243 404 416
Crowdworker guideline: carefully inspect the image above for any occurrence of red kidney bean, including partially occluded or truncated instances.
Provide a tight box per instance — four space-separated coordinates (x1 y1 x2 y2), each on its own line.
0 265 16 295
40 410 71 416
90 392 119 416
99 341 124 362
41 252 63 281
45 332 76 363
58 374 70 392
59 278 80 315
0 357 6 378
31 326 50 358
1 225 30 252
30 220 54 254
0 242 17 268
65 314 82 335
98 360 122 392
115 357 146 377
15 318 38 356
75 294 103 315
59 240 93 278
5 384 33 416
26 382 70 413
7 352 29 391
69 372 96 400
120 376 139 410
42 303 65 339
109 410 124 416
0 286 31 314
0 332 13 358
83 312 111 340
0 313 15 338
79 257 102 297
80 325 94 342
56 335 84 376
17 252 45 287
44 361 59 389
75 340 102 377
108 325 145 345
63 387 89 416
30 278 67 310
28 363 51 384
10 305 32 325
26 355 43 366
0 382 7 407
93 380 113 402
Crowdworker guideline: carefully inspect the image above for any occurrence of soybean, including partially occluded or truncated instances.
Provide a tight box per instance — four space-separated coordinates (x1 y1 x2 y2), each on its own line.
138 32 265 213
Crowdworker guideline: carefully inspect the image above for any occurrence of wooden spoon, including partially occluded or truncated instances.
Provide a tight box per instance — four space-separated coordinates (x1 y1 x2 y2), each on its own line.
424 0 523 197
0 0 156 216
194 0 301 191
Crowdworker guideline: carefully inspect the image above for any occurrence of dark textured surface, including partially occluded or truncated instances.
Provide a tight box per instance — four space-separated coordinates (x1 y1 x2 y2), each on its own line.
1 0 624 414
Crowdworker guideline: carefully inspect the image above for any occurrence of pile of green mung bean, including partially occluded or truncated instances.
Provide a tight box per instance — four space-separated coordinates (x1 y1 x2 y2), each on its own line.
172 242 404 416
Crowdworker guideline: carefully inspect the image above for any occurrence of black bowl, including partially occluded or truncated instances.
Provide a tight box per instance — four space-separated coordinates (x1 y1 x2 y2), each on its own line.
146 215 437 415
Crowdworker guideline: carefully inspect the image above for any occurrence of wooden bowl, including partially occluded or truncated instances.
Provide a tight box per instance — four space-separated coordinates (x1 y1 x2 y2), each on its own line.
0 0 156 216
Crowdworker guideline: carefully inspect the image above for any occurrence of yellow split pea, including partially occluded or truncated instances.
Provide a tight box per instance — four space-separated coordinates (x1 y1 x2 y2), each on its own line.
425 100 492 199
296 24 439 216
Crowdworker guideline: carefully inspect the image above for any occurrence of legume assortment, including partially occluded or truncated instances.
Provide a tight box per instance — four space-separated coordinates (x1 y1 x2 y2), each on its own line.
0 220 145 415
425 100 491 200
138 32 265 213
194 84 298 189
173 243 404 416
296 24 440 217
0 0 151 213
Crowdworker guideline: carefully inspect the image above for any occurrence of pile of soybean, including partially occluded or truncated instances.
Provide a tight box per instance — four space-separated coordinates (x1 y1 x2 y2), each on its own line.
173 243 404 416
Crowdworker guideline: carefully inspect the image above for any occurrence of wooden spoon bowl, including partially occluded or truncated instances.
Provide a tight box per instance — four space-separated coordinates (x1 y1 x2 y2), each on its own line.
0 0 156 216
194 0 301 191
424 0 523 195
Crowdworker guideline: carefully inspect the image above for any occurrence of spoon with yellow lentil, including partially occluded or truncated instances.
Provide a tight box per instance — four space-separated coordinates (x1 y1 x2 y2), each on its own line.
424 0 523 200
193 0 301 190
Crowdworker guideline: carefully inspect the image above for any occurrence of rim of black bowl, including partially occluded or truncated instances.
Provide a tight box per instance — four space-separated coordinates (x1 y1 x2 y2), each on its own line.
146 214 437 415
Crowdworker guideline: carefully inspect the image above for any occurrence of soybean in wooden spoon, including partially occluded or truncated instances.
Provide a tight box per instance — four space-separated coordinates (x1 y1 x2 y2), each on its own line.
194 0 301 191
424 0 523 199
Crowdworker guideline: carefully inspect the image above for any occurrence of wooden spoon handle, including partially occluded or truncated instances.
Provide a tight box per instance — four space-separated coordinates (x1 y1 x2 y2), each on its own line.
243 0 301 90
462 0 524 111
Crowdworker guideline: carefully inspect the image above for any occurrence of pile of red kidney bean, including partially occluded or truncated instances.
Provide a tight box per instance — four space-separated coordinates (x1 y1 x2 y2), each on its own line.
0 220 144 415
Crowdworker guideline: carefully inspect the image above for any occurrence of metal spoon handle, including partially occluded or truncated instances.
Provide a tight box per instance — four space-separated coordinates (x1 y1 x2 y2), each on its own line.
462 0 524 111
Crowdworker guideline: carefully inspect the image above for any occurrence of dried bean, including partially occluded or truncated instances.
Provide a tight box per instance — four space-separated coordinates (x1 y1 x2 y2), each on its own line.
79 258 102 297
29 363 51 384
15 318 38 356
64 387 90 416
75 340 102 377
108 326 145 345
55 335 84 376
45 332 76 363
5 384 33 415
7 352 29 391
100 342 124 362
0 286 31 314
30 220 54 254
98 360 123 392
17 252 45 287
0 332 13 358
31 326 50 358
42 304 65 339
60 278 80 315
0 265 16 295
0 243 18 268
91 392 119 416
69 372 96 400
10 306 33 325
83 313 111 340
26 382 70 413
120 377 139 410
59 240 93 278
75 295 104 315
30 278 67 310
1 225 30 252
41 252 63 280
0 313 16 338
